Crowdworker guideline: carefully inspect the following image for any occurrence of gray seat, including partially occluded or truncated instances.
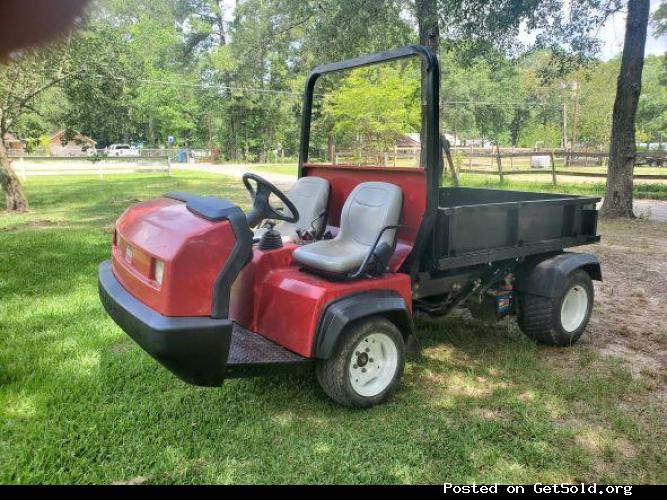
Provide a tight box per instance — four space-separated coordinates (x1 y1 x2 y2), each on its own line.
293 182 403 275
254 176 330 242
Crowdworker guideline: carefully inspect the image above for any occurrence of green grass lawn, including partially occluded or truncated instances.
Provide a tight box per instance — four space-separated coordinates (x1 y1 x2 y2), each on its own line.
1 172 665 484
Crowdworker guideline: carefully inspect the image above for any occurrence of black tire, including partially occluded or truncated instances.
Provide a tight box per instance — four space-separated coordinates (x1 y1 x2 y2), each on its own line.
518 269 594 347
315 317 405 408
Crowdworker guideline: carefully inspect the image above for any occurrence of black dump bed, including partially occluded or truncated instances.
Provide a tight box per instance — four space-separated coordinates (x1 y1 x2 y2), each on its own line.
433 187 600 270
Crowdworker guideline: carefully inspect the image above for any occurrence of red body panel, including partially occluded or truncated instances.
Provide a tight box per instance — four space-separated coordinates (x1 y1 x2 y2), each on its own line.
229 245 412 357
113 198 235 317
303 164 427 243
111 167 419 358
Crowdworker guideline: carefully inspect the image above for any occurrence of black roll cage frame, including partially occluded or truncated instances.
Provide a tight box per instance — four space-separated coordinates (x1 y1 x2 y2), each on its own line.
296 45 442 277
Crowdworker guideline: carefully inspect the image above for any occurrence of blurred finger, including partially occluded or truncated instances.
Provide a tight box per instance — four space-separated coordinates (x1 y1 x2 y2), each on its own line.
0 0 88 61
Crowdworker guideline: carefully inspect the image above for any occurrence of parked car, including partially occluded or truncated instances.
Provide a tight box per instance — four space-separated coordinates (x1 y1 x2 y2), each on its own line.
106 144 140 157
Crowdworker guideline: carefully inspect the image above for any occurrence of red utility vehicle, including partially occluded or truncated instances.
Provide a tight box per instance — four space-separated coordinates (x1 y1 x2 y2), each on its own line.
99 46 601 407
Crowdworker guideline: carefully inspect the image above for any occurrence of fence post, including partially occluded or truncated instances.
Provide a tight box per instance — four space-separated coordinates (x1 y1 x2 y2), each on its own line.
393 145 397 167
167 155 172 176
98 160 104 180
442 135 459 186
550 150 557 186
469 145 473 169
509 146 514 170
496 144 504 182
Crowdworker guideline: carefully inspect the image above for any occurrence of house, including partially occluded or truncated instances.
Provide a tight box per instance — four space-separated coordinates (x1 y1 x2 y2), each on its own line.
48 129 97 156
396 133 421 148
463 138 494 148
396 132 461 148
2 133 25 154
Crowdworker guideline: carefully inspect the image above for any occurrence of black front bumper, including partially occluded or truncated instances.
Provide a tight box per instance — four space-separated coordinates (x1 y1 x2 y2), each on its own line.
98 261 232 386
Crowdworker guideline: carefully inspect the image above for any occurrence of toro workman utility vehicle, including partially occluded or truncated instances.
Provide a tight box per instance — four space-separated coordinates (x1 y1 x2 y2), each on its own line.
99 46 601 408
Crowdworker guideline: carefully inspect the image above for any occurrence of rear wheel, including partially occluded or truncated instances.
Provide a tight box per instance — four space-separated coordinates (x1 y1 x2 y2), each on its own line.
518 269 594 346
315 317 405 408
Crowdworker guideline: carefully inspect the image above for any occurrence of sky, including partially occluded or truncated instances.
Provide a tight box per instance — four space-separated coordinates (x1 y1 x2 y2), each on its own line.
597 0 666 60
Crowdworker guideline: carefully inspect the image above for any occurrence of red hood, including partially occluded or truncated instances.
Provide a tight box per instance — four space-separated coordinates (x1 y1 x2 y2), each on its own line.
112 198 237 317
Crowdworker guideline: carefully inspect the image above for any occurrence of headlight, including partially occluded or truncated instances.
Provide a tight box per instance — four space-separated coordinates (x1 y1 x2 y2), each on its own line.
153 260 165 285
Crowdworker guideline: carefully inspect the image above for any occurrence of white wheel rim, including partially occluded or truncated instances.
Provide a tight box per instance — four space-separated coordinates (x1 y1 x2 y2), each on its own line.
348 333 398 397
560 285 589 332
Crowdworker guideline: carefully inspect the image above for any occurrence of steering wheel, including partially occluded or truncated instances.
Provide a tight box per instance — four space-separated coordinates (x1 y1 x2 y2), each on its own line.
242 172 299 228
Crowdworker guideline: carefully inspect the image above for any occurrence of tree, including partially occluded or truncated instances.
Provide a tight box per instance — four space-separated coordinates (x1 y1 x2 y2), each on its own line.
575 59 620 147
653 0 667 36
61 23 138 147
601 0 650 218
0 48 79 211
636 56 667 144
323 65 420 162
414 0 439 166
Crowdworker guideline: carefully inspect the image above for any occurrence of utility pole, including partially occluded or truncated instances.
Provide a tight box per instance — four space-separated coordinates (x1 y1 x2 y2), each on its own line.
562 100 568 149
208 113 213 150
571 81 579 150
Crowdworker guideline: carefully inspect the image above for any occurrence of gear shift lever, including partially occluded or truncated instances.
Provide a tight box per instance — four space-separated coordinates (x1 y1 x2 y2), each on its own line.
258 220 283 250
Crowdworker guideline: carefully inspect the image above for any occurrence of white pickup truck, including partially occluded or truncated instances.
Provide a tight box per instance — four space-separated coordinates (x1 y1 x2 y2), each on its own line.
106 144 140 157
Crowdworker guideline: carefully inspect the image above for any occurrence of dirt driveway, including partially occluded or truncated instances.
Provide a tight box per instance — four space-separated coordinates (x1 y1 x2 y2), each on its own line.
580 218 667 400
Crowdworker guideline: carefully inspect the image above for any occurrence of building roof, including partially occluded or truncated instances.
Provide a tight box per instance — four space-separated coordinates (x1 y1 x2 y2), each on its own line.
49 129 97 145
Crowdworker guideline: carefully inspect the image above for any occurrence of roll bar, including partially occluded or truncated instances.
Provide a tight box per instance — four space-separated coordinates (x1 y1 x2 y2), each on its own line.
297 45 442 210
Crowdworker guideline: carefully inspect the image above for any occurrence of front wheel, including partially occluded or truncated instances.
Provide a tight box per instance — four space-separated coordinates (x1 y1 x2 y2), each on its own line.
315 317 405 408
518 269 594 346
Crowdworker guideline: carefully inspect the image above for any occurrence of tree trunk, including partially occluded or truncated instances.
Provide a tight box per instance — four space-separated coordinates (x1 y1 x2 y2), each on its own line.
415 0 439 168
601 0 650 219
148 115 156 146
0 139 29 212
327 130 334 163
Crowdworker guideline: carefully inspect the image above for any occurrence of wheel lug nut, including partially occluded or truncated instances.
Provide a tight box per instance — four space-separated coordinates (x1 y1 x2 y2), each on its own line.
365 347 370 352
355 351 360 356
361 368 366 373
353 364 358 369
369 358 374 363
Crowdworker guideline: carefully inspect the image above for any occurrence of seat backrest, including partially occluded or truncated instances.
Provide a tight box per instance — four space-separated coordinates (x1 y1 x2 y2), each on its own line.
256 176 330 241
339 182 403 249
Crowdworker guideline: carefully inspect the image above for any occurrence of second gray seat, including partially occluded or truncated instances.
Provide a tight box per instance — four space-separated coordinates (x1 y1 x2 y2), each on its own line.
254 176 330 242
292 181 403 275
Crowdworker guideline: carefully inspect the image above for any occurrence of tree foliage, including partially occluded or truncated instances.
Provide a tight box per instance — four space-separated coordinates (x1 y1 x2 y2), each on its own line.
2 0 665 211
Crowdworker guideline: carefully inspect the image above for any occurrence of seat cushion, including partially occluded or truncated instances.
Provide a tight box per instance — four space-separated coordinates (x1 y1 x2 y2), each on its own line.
293 181 403 275
292 239 368 274
254 176 330 242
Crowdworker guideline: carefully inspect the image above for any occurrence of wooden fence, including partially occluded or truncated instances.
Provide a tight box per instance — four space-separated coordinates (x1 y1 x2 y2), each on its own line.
334 146 667 184
450 147 667 184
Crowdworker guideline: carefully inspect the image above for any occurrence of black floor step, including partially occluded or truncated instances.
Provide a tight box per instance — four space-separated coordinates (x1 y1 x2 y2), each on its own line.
225 323 313 378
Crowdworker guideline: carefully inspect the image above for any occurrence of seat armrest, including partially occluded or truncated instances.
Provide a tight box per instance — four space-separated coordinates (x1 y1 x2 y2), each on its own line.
347 225 401 279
